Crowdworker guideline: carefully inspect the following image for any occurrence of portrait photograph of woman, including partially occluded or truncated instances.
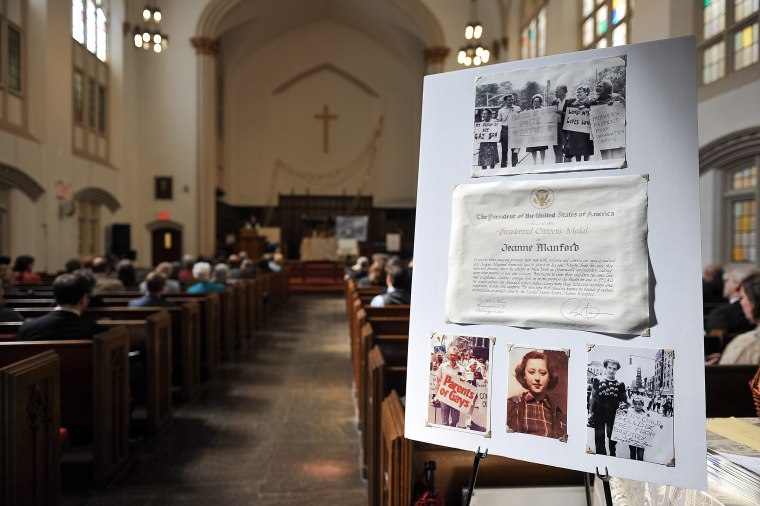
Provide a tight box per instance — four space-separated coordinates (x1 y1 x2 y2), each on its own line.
506 346 569 441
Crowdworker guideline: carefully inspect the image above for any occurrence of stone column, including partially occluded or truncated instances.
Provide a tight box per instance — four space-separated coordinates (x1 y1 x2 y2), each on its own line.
191 36 219 256
423 46 450 74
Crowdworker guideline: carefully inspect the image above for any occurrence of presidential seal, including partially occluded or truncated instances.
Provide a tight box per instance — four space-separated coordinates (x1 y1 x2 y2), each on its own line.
530 187 554 209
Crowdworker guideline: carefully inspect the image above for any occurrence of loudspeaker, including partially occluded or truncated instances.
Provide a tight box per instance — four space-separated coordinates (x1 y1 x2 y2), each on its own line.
109 223 131 256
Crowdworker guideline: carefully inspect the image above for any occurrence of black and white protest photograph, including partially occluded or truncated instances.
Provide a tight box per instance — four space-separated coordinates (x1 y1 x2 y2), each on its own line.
472 55 626 177
428 332 493 434
506 346 569 441
586 344 675 465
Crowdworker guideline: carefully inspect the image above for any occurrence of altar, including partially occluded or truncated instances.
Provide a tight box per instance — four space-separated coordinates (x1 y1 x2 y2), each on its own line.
299 236 339 261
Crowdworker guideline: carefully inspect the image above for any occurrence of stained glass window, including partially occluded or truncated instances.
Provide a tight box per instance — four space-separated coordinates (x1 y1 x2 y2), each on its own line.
597 5 609 35
612 22 627 46
583 0 594 16
703 41 726 83
597 38 609 48
583 18 594 46
731 165 758 190
612 0 627 24
704 0 726 38
735 0 760 21
732 199 756 262
538 8 546 58
72 0 84 43
734 22 759 70
86 0 96 53
521 27 528 60
73 70 84 123
8 25 21 92
74 0 107 62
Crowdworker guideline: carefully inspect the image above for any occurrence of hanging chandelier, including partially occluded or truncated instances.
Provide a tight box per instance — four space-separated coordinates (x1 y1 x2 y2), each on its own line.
457 0 489 66
132 3 169 53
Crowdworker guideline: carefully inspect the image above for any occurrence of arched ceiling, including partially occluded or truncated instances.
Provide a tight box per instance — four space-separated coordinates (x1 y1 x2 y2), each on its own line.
208 0 440 72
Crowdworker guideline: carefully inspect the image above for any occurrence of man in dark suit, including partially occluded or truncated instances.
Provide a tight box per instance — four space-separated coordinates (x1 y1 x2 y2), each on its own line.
129 273 175 308
369 265 411 307
706 266 758 336
18 272 106 340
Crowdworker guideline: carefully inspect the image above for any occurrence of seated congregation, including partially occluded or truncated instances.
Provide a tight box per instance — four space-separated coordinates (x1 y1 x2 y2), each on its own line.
0 250 289 503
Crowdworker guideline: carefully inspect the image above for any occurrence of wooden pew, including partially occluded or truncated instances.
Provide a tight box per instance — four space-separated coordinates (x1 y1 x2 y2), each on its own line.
98 314 173 435
705 365 758 417
89 304 201 401
165 293 221 378
359 323 408 476
0 350 60 506
367 347 407 506
0 327 131 484
378 390 585 506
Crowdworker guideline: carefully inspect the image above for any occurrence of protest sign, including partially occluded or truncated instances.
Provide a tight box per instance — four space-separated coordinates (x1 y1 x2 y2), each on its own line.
509 107 557 149
474 121 501 144
611 410 663 448
590 103 626 150
563 106 591 133
435 372 478 411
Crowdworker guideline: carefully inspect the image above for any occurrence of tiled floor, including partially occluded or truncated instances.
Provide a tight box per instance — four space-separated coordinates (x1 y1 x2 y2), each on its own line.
63 294 367 505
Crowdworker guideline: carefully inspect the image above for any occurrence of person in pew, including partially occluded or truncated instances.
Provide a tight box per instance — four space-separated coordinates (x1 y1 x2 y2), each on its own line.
17 272 107 341
116 259 138 288
230 258 256 280
139 262 181 294
186 262 227 294
178 255 197 283
0 283 22 322
0 256 14 288
91 256 125 295
703 263 726 305
344 256 369 281
129 273 176 308
72 269 107 308
12 255 41 284
370 265 411 307
719 273 760 365
706 266 758 336
212 263 230 285
357 261 386 287
64 258 82 273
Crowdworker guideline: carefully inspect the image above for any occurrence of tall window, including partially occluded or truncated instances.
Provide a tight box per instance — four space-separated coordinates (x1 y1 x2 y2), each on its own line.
72 0 108 161
0 185 8 255
700 0 760 85
522 7 547 59
72 0 107 62
724 160 760 263
581 0 631 49
0 0 28 133
77 200 100 256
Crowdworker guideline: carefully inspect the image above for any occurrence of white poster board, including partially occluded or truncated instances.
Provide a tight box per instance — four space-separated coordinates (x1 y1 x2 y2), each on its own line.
406 38 705 490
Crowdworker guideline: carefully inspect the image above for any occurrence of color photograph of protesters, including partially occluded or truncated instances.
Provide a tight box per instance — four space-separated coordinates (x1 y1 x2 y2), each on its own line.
587 344 675 465
473 55 626 177
506 347 568 441
428 332 492 434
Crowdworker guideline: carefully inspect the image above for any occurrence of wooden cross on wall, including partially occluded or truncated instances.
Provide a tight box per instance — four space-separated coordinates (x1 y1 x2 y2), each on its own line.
314 104 338 153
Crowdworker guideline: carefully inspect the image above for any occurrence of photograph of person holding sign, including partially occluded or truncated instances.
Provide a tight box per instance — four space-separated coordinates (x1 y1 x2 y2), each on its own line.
475 108 500 170
472 55 626 176
428 333 492 433
507 347 568 440
587 344 675 465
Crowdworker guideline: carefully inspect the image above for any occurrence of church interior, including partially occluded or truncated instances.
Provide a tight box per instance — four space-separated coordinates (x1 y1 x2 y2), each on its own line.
1 0 760 504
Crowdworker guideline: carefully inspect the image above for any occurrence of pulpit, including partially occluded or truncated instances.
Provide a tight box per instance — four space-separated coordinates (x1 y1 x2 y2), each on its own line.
237 228 266 260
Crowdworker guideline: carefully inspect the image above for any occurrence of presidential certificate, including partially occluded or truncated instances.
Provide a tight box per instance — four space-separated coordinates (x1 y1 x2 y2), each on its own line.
445 174 649 334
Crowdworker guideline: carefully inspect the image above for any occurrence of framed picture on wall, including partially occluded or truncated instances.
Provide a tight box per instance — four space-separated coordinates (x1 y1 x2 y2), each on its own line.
155 177 173 200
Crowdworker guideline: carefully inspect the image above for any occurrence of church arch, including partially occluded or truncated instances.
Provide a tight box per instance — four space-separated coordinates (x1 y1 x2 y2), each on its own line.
72 186 120 212
0 163 44 201
272 64 379 97
699 126 760 174
145 220 184 233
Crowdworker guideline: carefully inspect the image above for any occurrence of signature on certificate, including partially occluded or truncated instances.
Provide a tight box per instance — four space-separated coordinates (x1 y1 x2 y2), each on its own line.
560 298 613 320
476 298 506 314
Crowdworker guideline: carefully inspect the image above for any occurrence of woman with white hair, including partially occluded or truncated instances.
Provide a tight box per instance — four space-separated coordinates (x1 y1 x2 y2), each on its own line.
186 262 227 294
